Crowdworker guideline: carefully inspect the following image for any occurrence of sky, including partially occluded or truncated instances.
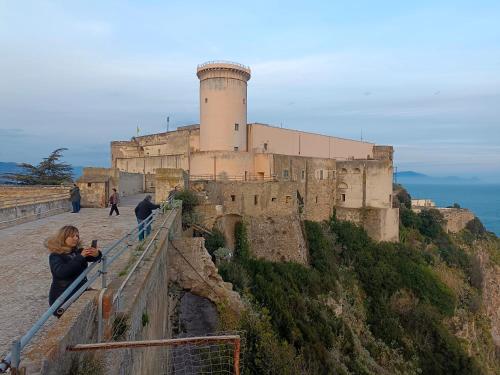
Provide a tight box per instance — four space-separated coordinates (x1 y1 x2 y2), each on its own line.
1 0 499 181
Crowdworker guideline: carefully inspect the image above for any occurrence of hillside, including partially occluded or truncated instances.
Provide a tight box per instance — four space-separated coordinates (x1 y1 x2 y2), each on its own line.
210 186 500 374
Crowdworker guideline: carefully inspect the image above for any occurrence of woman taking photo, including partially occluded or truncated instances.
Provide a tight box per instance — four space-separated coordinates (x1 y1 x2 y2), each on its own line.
45 225 101 316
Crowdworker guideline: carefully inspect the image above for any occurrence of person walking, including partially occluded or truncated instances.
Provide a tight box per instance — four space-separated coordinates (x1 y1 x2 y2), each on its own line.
69 184 81 213
134 195 160 241
109 188 120 216
46 225 101 317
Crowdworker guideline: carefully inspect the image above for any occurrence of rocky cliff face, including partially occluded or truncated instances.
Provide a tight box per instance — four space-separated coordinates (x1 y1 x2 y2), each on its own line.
167 237 243 315
477 244 500 348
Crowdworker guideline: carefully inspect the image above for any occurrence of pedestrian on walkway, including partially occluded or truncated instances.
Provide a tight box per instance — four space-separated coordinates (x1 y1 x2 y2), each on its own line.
134 195 160 241
109 188 120 216
46 225 101 317
69 184 81 213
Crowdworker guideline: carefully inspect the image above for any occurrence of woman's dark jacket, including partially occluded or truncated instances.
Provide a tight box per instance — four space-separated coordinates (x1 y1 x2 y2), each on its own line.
48 248 102 306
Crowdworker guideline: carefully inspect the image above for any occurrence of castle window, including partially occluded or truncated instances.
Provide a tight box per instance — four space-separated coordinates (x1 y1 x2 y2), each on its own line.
263 143 268 151
315 196 318 203
254 195 259 205
301 170 305 180
341 168 348 174
234 123 239 131
341 194 346 202
320 170 324 180
231 195 236 202
158 149 160 155
283 169 289 179
271 197 277 202
243 98 246 104
87 183 91 187
234 146 239 151
205 98 208 103
285 195 291 203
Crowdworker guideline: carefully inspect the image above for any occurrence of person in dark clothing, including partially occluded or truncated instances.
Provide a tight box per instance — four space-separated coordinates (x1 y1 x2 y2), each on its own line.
69 184 81 213
109 188 120 216
134 195 160 241
46 225 101 317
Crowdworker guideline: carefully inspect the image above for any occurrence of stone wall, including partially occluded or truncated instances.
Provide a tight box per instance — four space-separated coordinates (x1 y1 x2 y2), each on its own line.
271 154 337 221
437 208 475 233
23 208 182 374
155 168 187 203
246 215 308 264
336 159 393 210
0 185 70 228
336 207 399 242
77 168 143 207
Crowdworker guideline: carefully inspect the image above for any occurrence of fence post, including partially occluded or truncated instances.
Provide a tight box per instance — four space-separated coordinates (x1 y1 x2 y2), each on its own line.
101 256 107 289
97 288 107 343
233 338 240 375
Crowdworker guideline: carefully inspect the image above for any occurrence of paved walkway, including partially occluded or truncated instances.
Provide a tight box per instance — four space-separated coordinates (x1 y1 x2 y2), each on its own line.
0 193 148 357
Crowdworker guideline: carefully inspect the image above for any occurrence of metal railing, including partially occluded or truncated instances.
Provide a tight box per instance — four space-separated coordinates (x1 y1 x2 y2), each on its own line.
0 198 180 373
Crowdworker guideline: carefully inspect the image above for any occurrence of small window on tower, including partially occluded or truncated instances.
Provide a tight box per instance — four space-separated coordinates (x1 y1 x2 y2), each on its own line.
234 146 239 151
243 98 246 104
341 194 346 202
205 98 208 103
263 143 268 151
254 195 259 205
87 183 91 187
231 195 236 202
283 169 289 178
234 123 239 131
301 170 305 180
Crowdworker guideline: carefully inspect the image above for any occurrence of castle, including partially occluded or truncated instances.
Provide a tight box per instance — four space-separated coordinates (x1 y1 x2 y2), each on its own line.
106 61 398 252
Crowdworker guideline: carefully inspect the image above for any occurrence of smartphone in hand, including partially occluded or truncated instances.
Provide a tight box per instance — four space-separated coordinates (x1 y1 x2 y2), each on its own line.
91 239 98 248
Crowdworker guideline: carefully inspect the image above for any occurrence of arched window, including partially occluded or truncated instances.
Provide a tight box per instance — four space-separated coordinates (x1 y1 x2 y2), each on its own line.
338 182 348 189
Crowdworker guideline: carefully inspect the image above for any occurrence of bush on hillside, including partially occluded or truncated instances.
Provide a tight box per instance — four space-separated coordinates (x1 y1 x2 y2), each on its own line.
417 209 445 239
465 217 487 238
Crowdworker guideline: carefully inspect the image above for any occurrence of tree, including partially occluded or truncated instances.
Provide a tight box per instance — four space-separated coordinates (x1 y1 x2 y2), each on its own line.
2 148 73 185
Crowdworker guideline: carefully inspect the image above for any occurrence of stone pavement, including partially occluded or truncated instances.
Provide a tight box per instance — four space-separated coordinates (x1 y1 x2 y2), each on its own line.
0 193 148 357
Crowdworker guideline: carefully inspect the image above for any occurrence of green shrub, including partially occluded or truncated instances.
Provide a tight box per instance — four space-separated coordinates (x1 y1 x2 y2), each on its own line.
465 217 487 238
417 209 445 239
174 189 199 214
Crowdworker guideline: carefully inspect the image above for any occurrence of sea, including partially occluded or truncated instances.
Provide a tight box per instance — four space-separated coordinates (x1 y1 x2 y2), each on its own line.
402 183 500 236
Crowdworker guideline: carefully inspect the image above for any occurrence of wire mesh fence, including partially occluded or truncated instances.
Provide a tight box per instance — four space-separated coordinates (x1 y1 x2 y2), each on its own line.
67 332 245 375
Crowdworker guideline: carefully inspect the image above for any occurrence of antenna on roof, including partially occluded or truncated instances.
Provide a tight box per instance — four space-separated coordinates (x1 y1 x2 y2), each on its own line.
361 128 363 141
167 116 170 132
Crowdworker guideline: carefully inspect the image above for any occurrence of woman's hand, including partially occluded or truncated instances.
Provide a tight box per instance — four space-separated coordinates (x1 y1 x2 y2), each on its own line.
82 247 99 257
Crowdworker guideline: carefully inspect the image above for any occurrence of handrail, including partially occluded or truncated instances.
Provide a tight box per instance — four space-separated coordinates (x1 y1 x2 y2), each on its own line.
0 197 179 373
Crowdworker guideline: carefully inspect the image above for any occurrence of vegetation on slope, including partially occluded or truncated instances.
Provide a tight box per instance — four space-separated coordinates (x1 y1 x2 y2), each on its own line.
218 187 499 375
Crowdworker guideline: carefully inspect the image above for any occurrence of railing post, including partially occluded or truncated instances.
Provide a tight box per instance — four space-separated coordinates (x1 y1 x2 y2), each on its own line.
10 339 20 374
97 288 107 343
101 256 107 289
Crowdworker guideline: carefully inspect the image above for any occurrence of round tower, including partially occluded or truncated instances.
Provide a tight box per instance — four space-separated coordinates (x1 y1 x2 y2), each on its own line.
197 61 251 152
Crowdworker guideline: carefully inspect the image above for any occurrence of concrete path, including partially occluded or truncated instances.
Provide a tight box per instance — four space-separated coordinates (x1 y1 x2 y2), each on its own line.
0 193 148 357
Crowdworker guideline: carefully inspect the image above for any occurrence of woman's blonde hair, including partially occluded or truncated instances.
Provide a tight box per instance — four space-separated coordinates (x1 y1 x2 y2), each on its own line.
46 225 81 254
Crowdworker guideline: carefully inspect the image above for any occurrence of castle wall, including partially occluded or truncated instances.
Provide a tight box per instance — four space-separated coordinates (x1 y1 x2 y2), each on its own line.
155 168 186 203
336 207 399 242
189 151 255 180
248 123 374 160
271 154 336 221
437 208 475 233
246 215 308 264
77 168 143 207
336 160 393 209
